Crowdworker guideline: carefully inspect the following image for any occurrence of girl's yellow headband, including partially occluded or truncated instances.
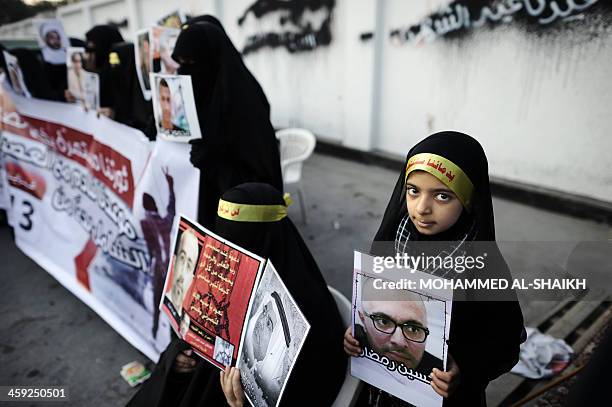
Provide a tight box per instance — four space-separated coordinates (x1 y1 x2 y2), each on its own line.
405 153 474 210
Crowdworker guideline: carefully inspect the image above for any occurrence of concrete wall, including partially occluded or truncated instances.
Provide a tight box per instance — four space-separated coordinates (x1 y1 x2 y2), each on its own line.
375 0 612 203
1 0 610 202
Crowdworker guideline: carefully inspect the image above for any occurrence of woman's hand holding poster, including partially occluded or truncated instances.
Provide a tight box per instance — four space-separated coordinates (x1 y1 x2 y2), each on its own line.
160 215 310 407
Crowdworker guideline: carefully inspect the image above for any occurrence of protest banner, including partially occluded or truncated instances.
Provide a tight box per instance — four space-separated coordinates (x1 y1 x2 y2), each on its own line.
0 82 199 361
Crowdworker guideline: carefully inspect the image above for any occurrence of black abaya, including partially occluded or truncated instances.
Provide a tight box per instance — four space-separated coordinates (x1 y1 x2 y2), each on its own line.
171 22 283 229
127 183 346 407
108 41 154 136
84 25 124 109
9 48 64 101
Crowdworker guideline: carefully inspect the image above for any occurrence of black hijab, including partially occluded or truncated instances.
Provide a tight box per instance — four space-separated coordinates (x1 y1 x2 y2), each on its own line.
371 132 524 407
127 183 346 407
172 22 283 229
85 25 124 70
108 41 153 135
85 25 124 108
374 131 495 244
182 15 270 115
184 14 224 28
69 37 86 48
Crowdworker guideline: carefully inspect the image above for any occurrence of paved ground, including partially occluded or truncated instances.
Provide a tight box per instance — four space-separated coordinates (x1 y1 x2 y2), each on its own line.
0 152 610 406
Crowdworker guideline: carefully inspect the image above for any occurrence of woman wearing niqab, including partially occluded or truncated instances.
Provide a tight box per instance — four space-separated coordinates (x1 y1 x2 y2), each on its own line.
171 20 283 229
84 25 124 111
127 183 346 406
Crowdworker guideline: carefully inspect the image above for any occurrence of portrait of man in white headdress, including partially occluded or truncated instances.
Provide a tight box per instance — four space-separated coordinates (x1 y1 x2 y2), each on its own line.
35 19 70 65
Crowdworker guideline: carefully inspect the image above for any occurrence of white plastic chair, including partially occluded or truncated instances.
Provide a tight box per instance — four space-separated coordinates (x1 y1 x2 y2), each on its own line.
328 285 363 407
275 128 316 224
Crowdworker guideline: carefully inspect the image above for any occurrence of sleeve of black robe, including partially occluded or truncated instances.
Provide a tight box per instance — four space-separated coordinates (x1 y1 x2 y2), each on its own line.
445 250 525 406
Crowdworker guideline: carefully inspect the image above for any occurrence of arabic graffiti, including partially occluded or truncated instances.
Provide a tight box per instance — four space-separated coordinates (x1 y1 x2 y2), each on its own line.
237 0 336 55
360 0 604 45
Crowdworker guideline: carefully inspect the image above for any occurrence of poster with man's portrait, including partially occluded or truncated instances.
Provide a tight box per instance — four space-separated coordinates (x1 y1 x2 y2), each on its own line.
160 215 265 370
150 26 180 75
2 51 31 98
161 221 202 322
150 73 201 142
351 252 453 407
66 47 86 104
237 261 310 407
157 9 187 29
81 70 100 111
34 19 70 65
134 29 152 100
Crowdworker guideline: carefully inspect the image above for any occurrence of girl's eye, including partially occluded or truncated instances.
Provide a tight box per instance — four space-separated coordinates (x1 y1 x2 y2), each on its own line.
435 193 451 201
407 187 418 196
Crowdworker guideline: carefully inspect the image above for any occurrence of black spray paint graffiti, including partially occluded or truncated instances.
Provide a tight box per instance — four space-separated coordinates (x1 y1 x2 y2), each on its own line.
360 0 607 45
237 0 335 55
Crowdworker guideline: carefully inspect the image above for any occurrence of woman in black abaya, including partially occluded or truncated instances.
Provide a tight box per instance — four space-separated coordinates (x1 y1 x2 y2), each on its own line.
345 131 525 406
108 41 154 136
127 183 346 406
171 21 283 229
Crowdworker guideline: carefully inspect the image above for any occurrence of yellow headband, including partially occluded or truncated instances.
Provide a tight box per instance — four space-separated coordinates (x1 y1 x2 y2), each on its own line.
217 193 292 222
405 153 474 210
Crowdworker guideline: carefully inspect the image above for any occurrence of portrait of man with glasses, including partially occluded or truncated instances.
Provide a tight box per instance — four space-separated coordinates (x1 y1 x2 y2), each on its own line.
355 279 443 376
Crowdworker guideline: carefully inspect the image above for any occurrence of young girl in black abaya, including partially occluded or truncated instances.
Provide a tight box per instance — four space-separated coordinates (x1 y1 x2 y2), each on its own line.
127 183 346 407
171 20 283 230
344 131 525 406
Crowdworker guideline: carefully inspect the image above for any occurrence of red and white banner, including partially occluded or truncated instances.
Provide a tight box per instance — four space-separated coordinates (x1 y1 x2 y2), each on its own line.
0 81 199 361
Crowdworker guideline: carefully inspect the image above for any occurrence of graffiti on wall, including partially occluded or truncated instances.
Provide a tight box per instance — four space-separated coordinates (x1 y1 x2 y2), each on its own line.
360 0 608 45
237 0 335 55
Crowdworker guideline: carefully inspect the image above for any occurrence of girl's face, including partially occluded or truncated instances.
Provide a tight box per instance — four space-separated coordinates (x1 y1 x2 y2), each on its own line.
405 170 464 235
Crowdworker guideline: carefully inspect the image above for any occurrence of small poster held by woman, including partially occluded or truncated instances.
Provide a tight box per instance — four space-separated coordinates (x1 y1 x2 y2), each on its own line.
150 26 180 75
3 51 31 98
134 29 152 100
66 47 99 110
34 19 70 65
237 261 311 407
66 47 85 103
150 73 201 142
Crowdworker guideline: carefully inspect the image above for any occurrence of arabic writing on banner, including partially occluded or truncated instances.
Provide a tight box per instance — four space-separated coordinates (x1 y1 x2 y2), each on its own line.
0 81 199 361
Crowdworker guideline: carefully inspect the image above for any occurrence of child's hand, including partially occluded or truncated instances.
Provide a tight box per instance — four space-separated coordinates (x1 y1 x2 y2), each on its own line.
430 353 460 398
220 366 245 407
172 349 197 374
343 326 362 356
